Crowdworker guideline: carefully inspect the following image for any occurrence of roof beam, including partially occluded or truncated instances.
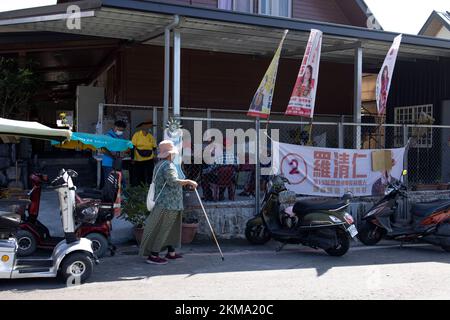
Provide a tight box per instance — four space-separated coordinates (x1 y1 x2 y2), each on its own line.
0 10 95 26
283 41 362 58
36 65 98 73
140 17 185 43
100 0 450 50
322 41 362 53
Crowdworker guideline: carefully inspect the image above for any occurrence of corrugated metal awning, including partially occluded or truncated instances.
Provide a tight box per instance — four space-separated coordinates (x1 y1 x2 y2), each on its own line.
0 0 449 65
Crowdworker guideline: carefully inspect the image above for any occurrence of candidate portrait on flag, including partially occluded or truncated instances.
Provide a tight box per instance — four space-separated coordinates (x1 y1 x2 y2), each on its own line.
247 30 288 118
376 34 402 116
293 64 314 99
285 29 322 118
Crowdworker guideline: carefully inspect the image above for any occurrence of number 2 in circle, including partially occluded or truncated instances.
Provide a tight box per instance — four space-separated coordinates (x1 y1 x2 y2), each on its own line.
289 159 300 175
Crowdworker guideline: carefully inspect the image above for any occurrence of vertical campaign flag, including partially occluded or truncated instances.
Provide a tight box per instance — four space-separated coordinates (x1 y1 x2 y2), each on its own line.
376 34 402 116
285 29 322 118
247 29 289 118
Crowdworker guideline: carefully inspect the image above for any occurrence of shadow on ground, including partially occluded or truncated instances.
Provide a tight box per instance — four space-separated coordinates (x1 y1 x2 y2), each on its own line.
1 238 449 292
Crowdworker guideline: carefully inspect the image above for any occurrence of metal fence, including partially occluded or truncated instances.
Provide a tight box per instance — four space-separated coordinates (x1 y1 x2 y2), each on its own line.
179 117 450 200
98 104 450 204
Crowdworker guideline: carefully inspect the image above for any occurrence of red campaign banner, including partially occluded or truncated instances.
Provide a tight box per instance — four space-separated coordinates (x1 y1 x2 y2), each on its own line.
285 29 322 118
272 141 406 197
376 34 402 116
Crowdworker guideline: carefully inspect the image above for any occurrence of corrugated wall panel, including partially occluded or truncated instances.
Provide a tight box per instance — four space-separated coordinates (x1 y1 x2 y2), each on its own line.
386 58 450 184
292 0 351 25
121 45 354 115
192 0 217 8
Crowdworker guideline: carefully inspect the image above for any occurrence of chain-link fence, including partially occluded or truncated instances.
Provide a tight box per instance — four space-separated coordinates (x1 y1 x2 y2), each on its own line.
97 104 450 200
181 117 257 203
179 117 343 204
346 123 450 188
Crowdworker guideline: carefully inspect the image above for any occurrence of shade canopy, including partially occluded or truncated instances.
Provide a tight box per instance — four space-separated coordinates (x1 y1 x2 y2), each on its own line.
0 117 72 142
52 131 133 152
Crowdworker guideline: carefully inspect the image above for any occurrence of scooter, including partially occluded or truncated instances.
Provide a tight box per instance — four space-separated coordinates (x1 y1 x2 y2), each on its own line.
0 168 96 282
357 171 450 252
17 170 119 258
245 175 358 256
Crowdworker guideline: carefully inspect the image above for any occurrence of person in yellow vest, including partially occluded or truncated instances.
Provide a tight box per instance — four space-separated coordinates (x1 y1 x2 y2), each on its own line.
131 121 157 186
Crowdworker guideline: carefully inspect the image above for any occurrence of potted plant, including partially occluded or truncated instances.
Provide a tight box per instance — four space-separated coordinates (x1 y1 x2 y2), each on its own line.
120 184 149 245
181 216 199 244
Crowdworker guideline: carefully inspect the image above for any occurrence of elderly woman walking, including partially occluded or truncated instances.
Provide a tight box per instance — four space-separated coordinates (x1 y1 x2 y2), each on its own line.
139 140 198 265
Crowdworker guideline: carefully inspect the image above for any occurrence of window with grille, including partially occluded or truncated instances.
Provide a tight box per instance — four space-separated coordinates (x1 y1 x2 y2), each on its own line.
394 104 433 148
259 0 291 17
218 0 254 13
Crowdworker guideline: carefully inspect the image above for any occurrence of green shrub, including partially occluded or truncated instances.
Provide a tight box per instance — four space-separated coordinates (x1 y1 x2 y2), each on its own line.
120 184 149 228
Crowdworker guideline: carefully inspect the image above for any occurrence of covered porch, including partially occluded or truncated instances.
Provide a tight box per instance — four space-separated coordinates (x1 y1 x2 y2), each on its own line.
1 0 450 191
1 0 449 131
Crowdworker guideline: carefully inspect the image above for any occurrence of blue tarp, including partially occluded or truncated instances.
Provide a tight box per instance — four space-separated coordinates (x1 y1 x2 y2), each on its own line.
52 132 133 152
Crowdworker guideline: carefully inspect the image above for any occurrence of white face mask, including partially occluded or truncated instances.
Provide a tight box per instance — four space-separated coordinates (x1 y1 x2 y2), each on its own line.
115 130 124 136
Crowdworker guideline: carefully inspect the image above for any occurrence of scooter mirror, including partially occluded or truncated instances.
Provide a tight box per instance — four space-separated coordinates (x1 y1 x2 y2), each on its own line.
66 169 78 178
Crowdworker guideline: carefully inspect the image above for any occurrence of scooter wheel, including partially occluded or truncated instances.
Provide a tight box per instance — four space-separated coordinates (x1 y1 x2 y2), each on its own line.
325 229 350 257
357 221 385 246
59 252 94 284
16 229 37 257
245 224 271 245
86 233 109 258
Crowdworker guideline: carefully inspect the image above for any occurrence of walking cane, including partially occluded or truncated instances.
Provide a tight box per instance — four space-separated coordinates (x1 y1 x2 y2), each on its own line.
194 188 225 261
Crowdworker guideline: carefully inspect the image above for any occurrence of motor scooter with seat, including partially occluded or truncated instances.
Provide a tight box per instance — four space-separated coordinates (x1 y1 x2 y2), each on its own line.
17 167 121 258
358 170 450 251
245 175 358 256
0 168 96 282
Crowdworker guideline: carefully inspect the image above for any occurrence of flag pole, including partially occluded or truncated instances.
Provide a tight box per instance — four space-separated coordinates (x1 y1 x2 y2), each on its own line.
255 116 261 215
246 30 288 217
377 114 383 149
265 114 271 132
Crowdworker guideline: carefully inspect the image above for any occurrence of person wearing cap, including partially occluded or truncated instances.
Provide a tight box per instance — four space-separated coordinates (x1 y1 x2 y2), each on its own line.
139 140 198 265
102 120 127 187
131 121 157 186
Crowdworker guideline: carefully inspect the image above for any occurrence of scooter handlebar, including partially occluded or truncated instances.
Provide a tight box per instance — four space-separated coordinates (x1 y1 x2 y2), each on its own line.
46 184 67 190
49 175 66 188
281 176 290 184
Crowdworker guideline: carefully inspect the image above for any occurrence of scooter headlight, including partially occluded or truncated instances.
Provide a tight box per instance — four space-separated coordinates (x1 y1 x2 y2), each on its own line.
76 204 99 224
385 186 395 195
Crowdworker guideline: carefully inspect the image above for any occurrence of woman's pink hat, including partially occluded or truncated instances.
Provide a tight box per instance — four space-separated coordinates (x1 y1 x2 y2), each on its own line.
157 140 178 158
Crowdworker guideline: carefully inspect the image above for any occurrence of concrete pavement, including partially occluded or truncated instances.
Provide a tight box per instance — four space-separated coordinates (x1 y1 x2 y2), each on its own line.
0 239 449 300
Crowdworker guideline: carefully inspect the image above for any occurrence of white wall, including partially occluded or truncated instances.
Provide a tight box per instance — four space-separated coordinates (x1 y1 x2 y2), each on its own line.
436 26 450 39
76 86 105 133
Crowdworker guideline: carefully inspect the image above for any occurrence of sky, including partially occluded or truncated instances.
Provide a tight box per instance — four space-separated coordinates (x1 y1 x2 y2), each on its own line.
0 0 449 35
364 0 449 34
